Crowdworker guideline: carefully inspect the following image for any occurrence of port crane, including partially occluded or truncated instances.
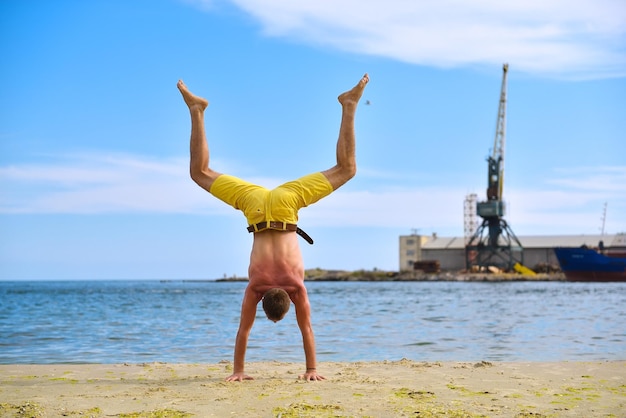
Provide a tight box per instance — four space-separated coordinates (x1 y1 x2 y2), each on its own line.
465 64 525 271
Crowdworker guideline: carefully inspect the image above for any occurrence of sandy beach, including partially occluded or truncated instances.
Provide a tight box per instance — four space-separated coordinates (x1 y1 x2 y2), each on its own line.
1 360 624 417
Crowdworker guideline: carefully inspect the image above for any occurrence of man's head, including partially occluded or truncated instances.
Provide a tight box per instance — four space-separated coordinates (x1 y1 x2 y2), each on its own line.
262 288 291 322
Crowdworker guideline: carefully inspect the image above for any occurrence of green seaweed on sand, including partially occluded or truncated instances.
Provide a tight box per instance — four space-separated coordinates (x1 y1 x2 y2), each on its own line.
446 384 493 396
272 402 344 418
118 409 192 418
394 388 435 399
0 402 45 418
392 388 487 417
49 377 79 384
56 407 103 416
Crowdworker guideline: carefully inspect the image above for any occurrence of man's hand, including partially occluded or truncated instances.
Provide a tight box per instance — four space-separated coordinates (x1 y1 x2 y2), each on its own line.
298 370 326 382
225 372 253 382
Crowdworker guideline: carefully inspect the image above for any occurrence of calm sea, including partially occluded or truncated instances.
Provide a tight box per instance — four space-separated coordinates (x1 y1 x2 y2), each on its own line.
0 280 624 364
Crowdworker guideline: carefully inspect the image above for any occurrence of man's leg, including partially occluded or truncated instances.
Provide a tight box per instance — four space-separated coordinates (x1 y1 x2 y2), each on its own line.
177 80 221 193
321 73 369 190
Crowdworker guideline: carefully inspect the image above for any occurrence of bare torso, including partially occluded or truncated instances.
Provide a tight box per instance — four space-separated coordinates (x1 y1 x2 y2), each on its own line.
247 230 306 301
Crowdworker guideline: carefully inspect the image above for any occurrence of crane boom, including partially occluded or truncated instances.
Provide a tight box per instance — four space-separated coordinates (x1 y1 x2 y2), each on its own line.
492 63 508 201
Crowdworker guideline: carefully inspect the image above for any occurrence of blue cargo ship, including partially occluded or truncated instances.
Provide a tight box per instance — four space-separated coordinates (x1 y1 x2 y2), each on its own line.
554 247 626 282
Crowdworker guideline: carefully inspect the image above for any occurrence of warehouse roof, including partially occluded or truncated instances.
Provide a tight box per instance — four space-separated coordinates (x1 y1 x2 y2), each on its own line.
418 233 625 250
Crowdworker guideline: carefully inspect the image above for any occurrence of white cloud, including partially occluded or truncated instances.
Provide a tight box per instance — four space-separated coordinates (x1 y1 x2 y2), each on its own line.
0 153 220 214
1 153 624 234
196 0 626 79
504 166 626 234
548 166 626 192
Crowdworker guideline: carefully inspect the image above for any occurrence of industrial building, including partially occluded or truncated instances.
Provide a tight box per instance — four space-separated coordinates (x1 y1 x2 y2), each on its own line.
399 233 626 272
398 64 625 275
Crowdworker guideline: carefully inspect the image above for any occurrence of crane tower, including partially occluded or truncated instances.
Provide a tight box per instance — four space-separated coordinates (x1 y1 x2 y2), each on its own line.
465 64 524 271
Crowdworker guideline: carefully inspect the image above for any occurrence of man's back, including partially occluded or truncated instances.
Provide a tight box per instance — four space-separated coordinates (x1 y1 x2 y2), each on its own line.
248 230 305 298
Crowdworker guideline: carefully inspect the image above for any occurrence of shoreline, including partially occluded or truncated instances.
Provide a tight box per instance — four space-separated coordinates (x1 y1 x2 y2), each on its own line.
1 361 623 417
213 269 566 282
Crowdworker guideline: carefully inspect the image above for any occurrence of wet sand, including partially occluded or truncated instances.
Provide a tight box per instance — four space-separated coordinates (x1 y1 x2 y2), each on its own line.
1 360 624 417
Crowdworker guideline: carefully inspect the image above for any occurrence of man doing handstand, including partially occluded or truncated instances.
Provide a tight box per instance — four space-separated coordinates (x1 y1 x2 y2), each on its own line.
177 74 369 382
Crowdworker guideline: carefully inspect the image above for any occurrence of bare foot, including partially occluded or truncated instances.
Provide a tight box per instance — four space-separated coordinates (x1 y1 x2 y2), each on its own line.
338 73 369 106
177 80 209 111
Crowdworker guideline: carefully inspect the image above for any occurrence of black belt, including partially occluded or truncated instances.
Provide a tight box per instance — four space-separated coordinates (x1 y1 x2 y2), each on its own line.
246 221 314 245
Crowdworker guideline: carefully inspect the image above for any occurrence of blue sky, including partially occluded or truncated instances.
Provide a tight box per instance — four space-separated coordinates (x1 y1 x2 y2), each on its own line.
1 0 625 280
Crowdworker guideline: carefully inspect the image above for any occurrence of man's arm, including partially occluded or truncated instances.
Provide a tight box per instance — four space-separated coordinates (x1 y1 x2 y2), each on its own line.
226 287 260 382
293 289 325 381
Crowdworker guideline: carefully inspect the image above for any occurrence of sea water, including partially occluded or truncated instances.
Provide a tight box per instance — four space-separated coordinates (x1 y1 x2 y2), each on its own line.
0 280 624 364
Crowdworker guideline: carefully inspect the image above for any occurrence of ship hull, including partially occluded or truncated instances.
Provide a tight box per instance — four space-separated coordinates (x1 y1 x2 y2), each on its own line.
554 247 626 282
